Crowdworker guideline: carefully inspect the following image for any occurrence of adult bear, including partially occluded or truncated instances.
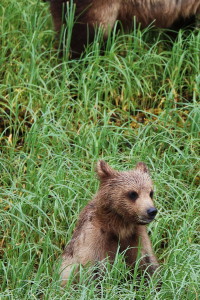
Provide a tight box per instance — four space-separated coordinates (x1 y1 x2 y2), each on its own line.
48 0 200 57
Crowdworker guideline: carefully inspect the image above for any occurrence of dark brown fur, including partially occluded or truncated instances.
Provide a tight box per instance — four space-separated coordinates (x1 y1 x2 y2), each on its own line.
48 0 200 57
60 160 159 286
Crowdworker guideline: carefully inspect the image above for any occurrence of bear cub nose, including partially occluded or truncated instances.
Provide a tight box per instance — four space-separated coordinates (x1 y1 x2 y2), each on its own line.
147 208 158 218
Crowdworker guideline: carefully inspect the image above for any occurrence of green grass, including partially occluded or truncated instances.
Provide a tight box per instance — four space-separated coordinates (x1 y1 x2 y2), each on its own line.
0 0 200 299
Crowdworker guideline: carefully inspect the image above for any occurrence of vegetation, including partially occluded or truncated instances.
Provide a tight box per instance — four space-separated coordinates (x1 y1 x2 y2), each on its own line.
0 0 199 299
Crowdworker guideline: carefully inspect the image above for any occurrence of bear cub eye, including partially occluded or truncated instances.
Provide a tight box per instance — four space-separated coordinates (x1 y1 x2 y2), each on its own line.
128 191 138 201
150 190 154 198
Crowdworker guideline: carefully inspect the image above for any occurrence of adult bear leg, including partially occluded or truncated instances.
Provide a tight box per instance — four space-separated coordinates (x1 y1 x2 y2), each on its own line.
70 0 120 58
50 0 66 33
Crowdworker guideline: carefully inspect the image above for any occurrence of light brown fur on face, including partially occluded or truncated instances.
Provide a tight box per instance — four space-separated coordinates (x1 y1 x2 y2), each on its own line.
60 161 159 286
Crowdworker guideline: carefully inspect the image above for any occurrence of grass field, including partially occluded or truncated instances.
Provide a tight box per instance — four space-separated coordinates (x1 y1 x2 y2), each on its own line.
0 0 200 299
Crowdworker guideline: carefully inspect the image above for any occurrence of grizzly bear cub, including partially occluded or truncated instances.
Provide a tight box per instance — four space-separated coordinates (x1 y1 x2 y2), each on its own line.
48 0 200 57
60 160 159 286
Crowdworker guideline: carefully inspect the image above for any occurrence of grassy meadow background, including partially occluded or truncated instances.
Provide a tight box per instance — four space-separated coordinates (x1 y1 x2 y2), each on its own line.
0 0 200 299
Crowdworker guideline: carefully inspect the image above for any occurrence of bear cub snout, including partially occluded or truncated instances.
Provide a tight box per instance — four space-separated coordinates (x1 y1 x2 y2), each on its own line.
60 160 159 286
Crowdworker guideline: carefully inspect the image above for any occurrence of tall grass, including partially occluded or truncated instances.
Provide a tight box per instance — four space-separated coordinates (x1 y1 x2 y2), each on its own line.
0 0 200 299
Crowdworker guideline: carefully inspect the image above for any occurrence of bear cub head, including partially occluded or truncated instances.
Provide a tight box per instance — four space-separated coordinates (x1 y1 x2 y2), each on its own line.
96 160 157 225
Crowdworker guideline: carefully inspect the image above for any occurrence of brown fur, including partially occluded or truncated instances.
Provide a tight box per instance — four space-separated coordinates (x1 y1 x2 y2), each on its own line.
60 160 159 286
48 0 200 57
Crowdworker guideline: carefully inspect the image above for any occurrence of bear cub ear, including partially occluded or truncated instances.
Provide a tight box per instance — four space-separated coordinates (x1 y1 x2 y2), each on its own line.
96 160 116 180
135 162 149 173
